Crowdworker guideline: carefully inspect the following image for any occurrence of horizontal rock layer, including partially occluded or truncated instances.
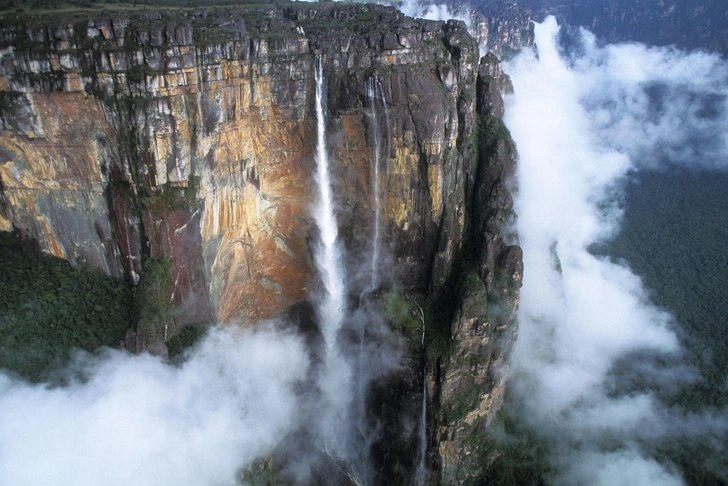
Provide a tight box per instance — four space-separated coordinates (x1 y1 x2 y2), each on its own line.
0 4 525 483
0 4 521 325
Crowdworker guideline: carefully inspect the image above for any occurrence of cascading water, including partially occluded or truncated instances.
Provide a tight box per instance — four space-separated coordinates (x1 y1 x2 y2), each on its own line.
311 56 355 469
312 56 347 350
380 79 391 188
414 303 427 486
366 77 391 291
367 78 382 291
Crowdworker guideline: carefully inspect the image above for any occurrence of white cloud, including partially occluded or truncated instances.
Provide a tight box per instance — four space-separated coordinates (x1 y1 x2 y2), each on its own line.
0 326 309 486
504 16 728 484
397 0 471 27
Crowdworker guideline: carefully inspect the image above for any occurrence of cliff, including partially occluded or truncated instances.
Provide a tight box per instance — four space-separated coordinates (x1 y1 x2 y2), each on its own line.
0 2 520 324
465 0 535 56
0 3 523 483
434 52 523 484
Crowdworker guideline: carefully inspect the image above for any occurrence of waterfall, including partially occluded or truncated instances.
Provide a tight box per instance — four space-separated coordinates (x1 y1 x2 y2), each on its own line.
312 56 347 351
312 56 353 463
380 79 391 183
367 78 382 291
367 77 390 291
353 78 393 455
415 303 427 486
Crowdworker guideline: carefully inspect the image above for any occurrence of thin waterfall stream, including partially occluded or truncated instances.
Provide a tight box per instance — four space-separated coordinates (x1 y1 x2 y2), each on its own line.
415 303 427 486
367 78 382 290
366 77 391 291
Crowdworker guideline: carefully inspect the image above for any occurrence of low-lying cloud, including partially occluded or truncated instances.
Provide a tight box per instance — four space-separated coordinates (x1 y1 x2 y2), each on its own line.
505 16 728 485
0 326 309 486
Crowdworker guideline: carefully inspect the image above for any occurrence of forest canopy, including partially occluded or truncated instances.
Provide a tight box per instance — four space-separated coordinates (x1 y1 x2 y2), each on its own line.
0 231 134 381
595 169 728 409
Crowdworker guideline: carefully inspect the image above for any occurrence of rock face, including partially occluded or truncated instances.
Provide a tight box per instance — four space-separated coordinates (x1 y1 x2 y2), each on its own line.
0 3 521 323
436 53 523 484
0 3 523 483
467 0 535 56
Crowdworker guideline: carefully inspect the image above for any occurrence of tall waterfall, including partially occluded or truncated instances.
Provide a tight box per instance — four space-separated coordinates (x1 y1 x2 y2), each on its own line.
311 56 354 462
367 78 382 290
366 77 390 291
313 56 347 350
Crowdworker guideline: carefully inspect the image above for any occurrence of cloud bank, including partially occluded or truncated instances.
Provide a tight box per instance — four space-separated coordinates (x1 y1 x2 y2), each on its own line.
0 326 309 486
505 16 728 485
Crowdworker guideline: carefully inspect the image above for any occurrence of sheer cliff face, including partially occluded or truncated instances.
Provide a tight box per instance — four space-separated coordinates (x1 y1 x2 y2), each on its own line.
0 4 524 482
436 53 523 483
467 1 535 55
0 4 518 325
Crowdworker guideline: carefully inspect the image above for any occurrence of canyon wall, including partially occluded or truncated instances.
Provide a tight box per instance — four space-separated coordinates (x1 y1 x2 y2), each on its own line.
0 3 524 482
0 3 522 322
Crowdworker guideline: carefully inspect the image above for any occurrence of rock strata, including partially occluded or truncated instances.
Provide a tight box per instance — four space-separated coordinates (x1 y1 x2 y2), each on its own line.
0 4 524 483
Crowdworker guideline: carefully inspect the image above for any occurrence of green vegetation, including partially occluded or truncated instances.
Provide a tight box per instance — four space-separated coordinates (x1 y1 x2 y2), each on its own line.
166 322 206 359
0 229 209 380
442 379 481 424
126 63 156 84
589 169 728 485
239 457 279 486
138 175 200 212
380 292 424 351
595 170 728 409
463 405 553 486
133 256 173 344
380 264 490 362
476 116 512 157
0 231 133 381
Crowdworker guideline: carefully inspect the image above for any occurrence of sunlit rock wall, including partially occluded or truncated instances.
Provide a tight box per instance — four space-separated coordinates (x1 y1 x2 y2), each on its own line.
0 5 524 326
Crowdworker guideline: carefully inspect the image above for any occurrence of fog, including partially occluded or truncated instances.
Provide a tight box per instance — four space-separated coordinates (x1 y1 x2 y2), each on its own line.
398 0 470 26
0 326 308 486
505 16 728 485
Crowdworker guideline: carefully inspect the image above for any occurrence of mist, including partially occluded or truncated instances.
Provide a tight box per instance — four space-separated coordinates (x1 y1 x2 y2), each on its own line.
0 49 410 486
398 0 470 26
0 326 308 486
505 16 728 485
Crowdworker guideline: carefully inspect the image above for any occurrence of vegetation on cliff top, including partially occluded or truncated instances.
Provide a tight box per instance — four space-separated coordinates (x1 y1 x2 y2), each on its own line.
0 0 279 14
